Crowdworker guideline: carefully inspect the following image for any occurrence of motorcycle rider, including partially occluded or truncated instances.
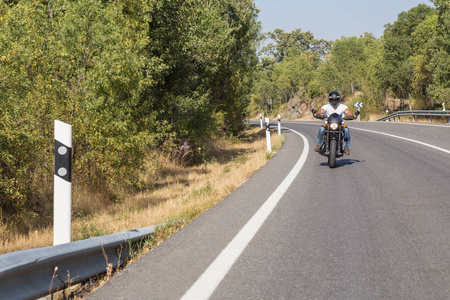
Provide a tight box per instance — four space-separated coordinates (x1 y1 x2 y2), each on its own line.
314 91 354 155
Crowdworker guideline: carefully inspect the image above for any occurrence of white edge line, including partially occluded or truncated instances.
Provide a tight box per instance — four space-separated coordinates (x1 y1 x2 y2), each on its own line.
181 128 309 300
285 121 450 155
284 120 450 128
351 127 450 155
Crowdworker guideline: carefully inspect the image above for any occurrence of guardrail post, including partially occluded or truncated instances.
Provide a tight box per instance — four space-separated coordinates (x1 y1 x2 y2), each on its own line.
413 115 416 122
277 114 281 135
54 120 72 245
430 115 432 123
265 117 271 152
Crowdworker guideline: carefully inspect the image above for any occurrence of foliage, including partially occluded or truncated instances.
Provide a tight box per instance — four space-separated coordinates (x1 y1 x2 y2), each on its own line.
428 0 450 106
253 2 450 115
252 28 326 113
260 28 331 65
0 0 259 232
330 36 366 94
379 4 435 103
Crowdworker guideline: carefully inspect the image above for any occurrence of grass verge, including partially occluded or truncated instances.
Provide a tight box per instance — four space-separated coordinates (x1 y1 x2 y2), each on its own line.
0 127 284 256
28 127 284 299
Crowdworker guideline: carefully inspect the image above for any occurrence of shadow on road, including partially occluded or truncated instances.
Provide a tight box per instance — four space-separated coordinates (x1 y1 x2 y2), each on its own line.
319 159 362 168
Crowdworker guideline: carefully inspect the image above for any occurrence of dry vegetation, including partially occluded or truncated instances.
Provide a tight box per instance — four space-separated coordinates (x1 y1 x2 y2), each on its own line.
0 127 284 254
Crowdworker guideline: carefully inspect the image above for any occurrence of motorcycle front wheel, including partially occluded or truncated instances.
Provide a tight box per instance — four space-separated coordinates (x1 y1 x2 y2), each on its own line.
328 139 337 168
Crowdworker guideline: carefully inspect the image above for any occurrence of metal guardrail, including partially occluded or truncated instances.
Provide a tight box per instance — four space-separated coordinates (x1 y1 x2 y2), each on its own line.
377 110 450 123
0 225 156 300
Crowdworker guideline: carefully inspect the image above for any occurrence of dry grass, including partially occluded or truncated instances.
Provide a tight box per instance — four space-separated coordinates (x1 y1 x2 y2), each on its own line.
0 127 284 254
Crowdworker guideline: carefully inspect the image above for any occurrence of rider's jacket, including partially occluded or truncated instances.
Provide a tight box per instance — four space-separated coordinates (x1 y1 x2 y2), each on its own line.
320 103 348 117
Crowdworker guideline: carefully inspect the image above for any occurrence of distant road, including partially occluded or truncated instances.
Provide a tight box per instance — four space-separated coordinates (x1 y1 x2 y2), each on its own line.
88 121 450 299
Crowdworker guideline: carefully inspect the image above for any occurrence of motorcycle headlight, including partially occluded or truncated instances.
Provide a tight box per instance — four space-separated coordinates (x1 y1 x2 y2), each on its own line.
330 123 339 130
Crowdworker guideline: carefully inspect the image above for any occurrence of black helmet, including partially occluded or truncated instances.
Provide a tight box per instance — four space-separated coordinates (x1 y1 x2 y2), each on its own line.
328 91 340 107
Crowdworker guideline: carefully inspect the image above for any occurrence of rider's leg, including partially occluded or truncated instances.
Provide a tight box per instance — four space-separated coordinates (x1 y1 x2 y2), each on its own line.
343 127 350 148
315 126 325 151
317 126 325 145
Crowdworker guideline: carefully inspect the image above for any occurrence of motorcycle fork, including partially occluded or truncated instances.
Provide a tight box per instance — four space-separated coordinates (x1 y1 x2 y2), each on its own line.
324 128 330 154
338 129 342 153
325 129 343 155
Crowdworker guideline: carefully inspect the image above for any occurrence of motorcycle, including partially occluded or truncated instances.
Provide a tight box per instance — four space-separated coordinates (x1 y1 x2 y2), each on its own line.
311 109 359 168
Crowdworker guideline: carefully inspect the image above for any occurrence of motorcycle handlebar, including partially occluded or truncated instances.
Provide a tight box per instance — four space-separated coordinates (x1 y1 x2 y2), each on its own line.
314 114 355 120
312 108 357 121
314 114 325 120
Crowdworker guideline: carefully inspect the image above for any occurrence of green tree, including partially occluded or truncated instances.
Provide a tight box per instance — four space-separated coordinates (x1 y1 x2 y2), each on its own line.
260 28 331 65
377 4 434 105
250 57 277 112
428 0 450 106
0 0 260 231
359 34 385 112
410 14 439 106
273 49 315 102
317 62 344 93
330 36 366 94
144 0 260 138
0 1 61 230
211 0 260 135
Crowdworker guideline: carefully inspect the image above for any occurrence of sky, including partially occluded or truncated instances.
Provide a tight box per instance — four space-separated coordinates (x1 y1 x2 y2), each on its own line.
254 0 433 41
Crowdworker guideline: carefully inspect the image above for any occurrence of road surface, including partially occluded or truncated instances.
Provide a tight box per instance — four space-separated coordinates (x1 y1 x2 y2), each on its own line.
88 121 450 299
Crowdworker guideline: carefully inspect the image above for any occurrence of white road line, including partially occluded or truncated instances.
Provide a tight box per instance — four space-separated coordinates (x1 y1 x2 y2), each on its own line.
352 127 450 155
376 121 450 128
284 120 450 128
181 128 309 300
286 121 450 155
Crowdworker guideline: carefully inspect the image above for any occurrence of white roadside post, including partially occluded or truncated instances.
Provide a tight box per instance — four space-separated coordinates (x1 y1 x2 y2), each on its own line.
265 117 271 152
54 120 72 245
260 114 263 128
277 114 281 135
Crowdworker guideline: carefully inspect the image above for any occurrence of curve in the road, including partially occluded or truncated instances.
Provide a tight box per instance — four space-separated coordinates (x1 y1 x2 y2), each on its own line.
181 128 309 300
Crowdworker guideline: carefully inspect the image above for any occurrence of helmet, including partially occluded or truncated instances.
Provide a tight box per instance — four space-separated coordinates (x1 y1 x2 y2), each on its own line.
328 91 341 107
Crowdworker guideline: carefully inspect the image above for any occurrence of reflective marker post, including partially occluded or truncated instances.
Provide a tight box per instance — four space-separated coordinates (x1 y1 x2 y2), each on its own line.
265 117 271 152
278 114 281 135
260 113 263 128
354 102 363 121
54 120 72 245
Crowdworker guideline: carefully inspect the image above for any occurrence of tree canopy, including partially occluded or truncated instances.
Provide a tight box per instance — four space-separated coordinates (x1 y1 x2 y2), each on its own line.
252 2 448 114
0 0 260 231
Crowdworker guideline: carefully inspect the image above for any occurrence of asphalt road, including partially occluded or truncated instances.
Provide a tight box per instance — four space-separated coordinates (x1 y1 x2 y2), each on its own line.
88 121 450 300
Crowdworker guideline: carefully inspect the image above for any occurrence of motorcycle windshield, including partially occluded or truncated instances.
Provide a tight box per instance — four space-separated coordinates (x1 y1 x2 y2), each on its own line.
328 113 342 124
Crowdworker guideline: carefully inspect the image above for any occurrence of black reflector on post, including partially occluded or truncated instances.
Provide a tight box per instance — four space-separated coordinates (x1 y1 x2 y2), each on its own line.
54 140 72 182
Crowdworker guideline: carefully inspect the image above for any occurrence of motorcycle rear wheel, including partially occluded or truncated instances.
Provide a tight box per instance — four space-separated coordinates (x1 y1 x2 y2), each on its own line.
328 139 337 168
